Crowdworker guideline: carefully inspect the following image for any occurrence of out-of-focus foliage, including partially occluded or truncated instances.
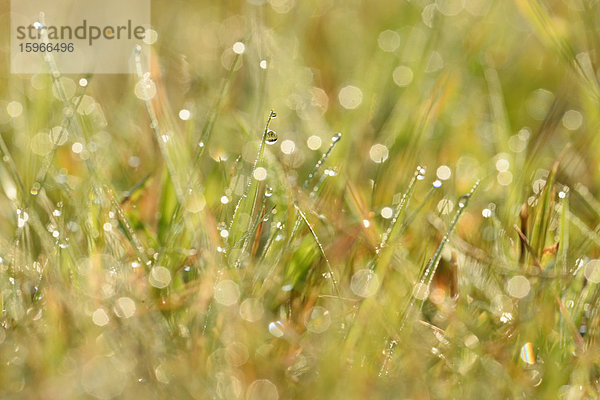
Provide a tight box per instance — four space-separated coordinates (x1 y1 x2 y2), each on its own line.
1 0 600 398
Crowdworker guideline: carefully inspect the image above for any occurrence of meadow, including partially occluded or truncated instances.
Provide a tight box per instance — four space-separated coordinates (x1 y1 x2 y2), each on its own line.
1 0 600 398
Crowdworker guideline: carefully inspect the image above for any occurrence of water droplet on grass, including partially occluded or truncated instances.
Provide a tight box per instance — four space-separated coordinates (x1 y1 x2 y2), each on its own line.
7 101 23 118
17 211 29 228
458 193 471 208
392 65 414 87
72 142 83 154
304 306 331 333
584 259 600 283
268 321 284 338
214 280 240 306
253 167 267 181
351 269 380 298
332 132 342 142
338 86 363 109
30 182 41 196
265 187 273 197
520 342 536 364
247 379 278 400
507 275 530 298
280 139 295 154
149 266 171 288
307 135 322 150
134 77 157 101
239 298 264 322
113 297 136 318
436 165 452 180
92 308 110 326
369 144 389 163
381 207 393 219
437 199 454 215
232 41 246 54
178 109 191 120
265 129 278 145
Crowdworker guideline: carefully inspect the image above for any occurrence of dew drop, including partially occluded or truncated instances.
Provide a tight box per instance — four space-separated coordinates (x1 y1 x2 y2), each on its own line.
247 379 278 400
520 342 536 365
265 129 278 145
584 259 600 283
113 297 136 318
178 109 191 121
6 101 23 118
17 210 29 228
72 142 83 154
30 182 41 196
350 269 380 298
134 77 157 101
232 42 245 55
331 132 342 142
280 139 295 154
458 193 471 208
92 308 110 326
265 186 274 197
214 280 240 306
307 135 322 150
304 306 331 334
239 298 264 322
380 207 393 219
507 275 530 299
369 144 389 163
253 167 267 181
437 199 454 215
412 282 429 300
149 266 171 289
268 321 285 338
436 165 452 180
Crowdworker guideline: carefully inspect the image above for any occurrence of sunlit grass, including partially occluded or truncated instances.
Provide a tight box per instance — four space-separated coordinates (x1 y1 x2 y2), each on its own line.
1 0 600 399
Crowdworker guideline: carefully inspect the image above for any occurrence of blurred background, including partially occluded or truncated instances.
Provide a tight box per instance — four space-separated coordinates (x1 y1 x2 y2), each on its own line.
1 0 600 398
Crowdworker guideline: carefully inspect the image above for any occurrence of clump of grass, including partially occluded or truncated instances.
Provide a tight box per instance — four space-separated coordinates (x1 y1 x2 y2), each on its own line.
2 1 600 399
